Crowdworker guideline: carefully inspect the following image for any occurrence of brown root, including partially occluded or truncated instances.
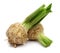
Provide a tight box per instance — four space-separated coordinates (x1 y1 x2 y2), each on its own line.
28 24 43 40
6 23 28 47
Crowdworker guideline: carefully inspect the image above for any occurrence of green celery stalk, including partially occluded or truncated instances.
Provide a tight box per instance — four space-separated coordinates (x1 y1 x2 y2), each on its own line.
23 4 45 23
35 3 52 25
30 3 52 27
37 32 52 47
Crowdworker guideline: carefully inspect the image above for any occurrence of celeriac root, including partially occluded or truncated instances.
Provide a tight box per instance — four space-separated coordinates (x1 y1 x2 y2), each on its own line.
28 24 43 40
6 23 28 47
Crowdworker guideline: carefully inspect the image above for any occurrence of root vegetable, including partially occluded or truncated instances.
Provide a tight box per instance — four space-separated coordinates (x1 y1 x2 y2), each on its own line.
6 23 28 47
28 24 43 40
28 24 52 47
6 4 52 47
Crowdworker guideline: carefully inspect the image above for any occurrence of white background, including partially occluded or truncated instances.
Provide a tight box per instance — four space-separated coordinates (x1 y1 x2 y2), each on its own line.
0 0 60 53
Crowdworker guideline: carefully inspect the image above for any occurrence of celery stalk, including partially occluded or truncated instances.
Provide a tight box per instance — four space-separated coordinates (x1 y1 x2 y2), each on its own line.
22 4 52 31
23 4 45 23
37 33 52 47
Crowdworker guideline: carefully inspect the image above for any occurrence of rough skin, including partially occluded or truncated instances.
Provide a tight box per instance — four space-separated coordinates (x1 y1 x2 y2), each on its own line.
6 23 28 47
28 24 43 40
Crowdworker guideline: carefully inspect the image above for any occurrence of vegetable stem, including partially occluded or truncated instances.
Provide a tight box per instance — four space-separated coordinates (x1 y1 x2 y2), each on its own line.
30 9 46 27
23 4 45 23
22 3 52 31
31 3 52 26
37 32 52 47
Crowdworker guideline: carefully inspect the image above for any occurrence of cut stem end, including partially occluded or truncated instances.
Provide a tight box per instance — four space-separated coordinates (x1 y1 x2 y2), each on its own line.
37 32 52 47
